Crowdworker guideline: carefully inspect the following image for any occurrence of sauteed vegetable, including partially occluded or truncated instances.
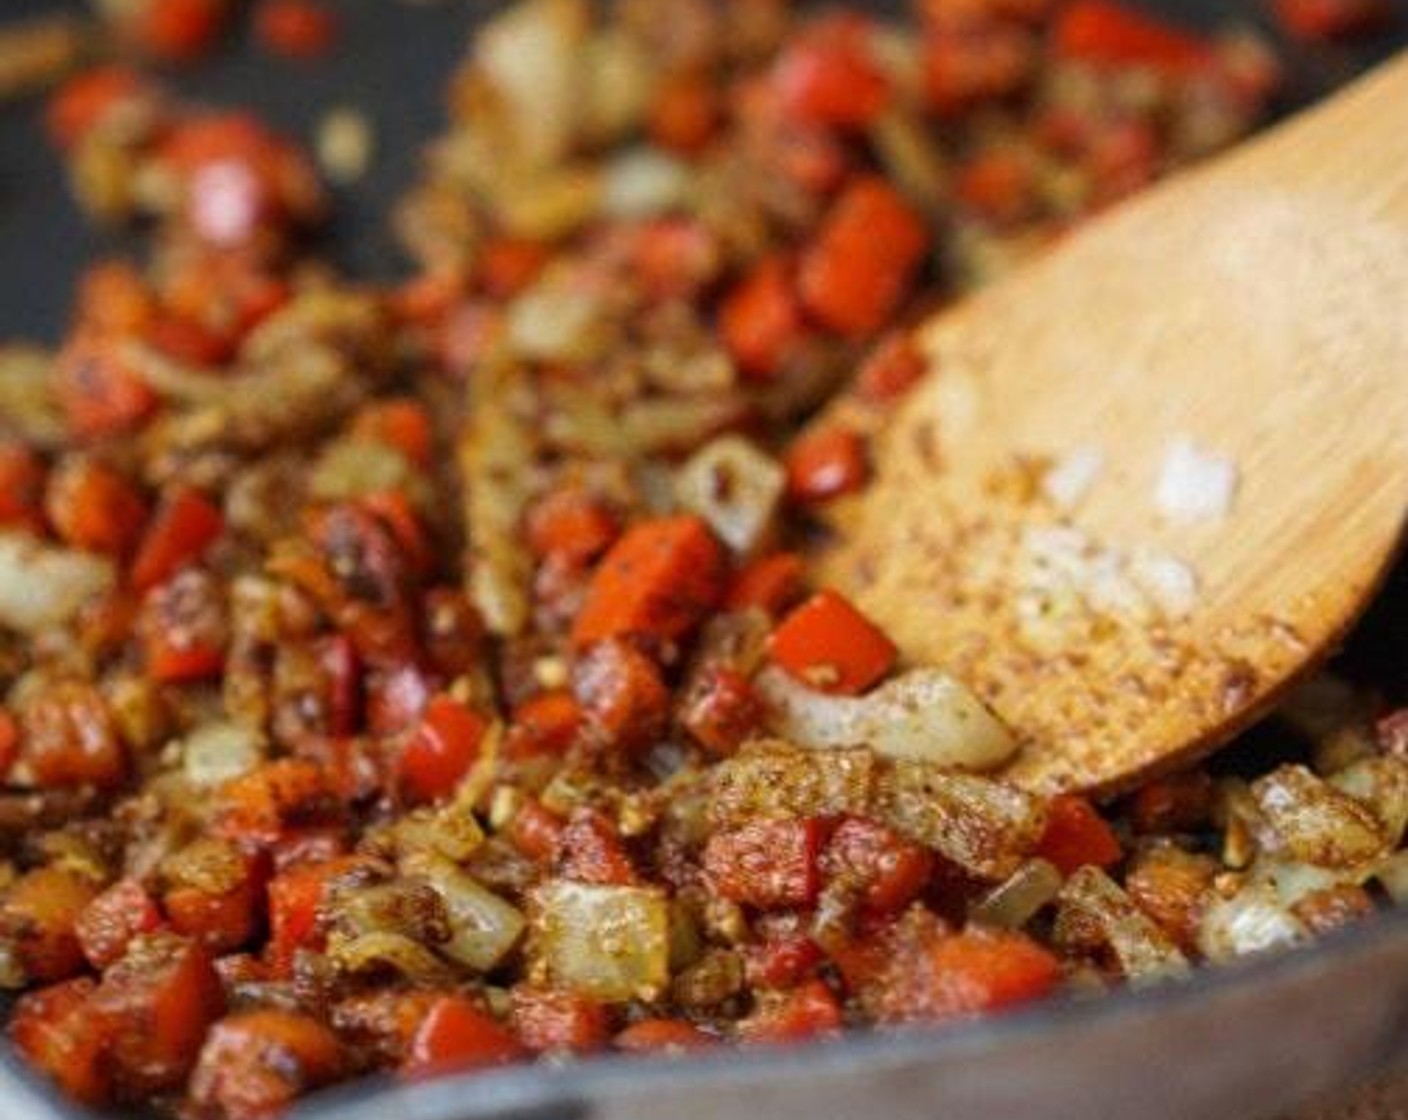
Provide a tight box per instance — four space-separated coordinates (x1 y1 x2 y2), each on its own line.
0 2 1402 1117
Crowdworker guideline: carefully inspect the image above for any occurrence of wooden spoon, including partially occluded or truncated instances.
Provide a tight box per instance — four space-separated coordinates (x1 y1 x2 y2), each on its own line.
818 54 1408 796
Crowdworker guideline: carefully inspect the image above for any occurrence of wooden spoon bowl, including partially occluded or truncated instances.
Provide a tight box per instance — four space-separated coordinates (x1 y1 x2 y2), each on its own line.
820 54 1408 795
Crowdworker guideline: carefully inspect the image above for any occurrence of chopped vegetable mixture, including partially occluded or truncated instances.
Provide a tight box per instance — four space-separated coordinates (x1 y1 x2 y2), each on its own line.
0 1 1402 1118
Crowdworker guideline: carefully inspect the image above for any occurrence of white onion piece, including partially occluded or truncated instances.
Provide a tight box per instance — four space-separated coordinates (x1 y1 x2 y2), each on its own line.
182 722 265 787
1329 757 1408 850
1198 883 1307 964
1375 850 1408 905
476 0 587 168
507 280 611 364
756 665 1017 771
0 532 114 636
1056 867 1191 985
532 880 670 1002
600 148 690 219
969 858 1063 929
674 436 784 555
1252 765 1387 869
408 854 525 972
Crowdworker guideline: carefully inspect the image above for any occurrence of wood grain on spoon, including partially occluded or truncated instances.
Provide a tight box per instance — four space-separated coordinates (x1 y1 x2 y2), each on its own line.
819 54 1408 796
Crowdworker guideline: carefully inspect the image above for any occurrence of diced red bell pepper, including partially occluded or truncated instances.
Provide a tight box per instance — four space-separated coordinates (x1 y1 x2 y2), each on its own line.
1035 795 1122 876
679 666 764 757
956 148 1037 225
823 818 935 914
54 338 160 442
0 868 98 984
738 979 843 1045
19 682 127 790
509 986 610 1055
1274 0 1392 41
923 23 1035 115
140 569 228 684
614 1018 716 1053
75 878 164 970
1053 1 1214 74
254 0 341 60
266 856 364 975
505 691 583 760
216 758 333 846
857 332 927 402
0 443 47 534
798 178 929 337
401 996 525 1081
719 257 805 381
769 590 898 695
860 918 1062 1024
628 219 722 301
726 552 808 617
89 934 226 1097
704 819 826 909
478 236 551 299
0 710 18 779
352 397 435 468
398 695 488 805
556 809 638 887
648 72 720 154
190 1010 345 1119
508 801 567 864
571 516 726 650
573 639 670 754
162 840 264 953
45 459 148 557
147 313 236 367
784 427 869 503
773 16 892 130
743 931 825 990
525 488 619 565
9 978 107 1106
46 66 150 151
133 0 231 62
131 487 225 593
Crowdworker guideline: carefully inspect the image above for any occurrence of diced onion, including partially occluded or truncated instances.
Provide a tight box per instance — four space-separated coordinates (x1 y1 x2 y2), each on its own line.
1056 867 1191 985
674 436 785 555
327 930 456 985
600 148 690 219
1329 757 1408 850
1374 850 1408 905
756 665 1018 771
969 858 1063 929
532 879 670 1002
1251 765 1387 869
0 532 115 636
507 280 613 364
1198 883 1307 964
882 762 1047 880
407 854 525 973
182 722 265 788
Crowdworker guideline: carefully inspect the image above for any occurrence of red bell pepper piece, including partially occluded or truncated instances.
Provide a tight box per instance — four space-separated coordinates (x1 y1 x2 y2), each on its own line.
784 427 869 503
798 177 929 336
397 695 488 805
768 590 898 695
131 487 224 593
1036 795 1122 875
571 516 726 649
704 819 826 909
401 996 525 1081
719 256 805 381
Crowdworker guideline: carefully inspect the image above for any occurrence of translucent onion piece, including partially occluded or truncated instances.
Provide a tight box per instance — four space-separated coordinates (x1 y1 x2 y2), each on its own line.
756 666 1018 771
1056 867 1191 985
0 532 114 635
1329 756 1408 850
532 880 670 1002
708 741 878 830
407 854 525 973
600 148 690 219
326 930 455 985
182 722 265 788
393 808 486 864
881 762 1047 881
674 436 785 555
1251 765 1387 869
969 859 1063 929
1198 883 1308 964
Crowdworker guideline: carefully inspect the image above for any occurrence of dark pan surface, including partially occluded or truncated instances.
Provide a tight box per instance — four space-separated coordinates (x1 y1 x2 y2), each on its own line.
0 3 1404 1118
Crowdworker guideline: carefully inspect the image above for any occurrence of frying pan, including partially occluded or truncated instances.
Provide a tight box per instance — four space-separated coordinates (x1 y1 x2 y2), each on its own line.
0 2 1405 1118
